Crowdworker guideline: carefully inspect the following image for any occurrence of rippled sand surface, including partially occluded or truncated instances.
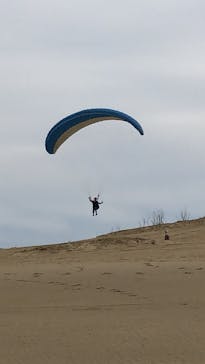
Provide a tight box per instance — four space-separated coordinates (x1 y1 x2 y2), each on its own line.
1 218 205 363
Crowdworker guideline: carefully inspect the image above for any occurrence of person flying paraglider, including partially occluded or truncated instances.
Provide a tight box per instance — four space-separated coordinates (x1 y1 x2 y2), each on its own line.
89 194 103 216
45 109 143 219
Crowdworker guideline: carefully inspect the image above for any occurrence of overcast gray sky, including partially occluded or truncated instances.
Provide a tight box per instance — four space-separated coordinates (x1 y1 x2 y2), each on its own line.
0 0 204 247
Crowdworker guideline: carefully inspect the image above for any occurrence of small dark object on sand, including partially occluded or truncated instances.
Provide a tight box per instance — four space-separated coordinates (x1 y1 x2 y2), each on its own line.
164 230 170 240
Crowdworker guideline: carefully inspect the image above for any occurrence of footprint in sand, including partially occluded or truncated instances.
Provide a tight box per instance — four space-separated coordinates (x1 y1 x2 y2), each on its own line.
61 272 71 275
128 294 137 297
48 281 65 285
33 273 44 277
110 288 122 293
102 272 112 275
136 272 144 275
4 272 16 275
72 283 81 287
110 289 137 297
196 267 203 270
77 267 84 272
96 286 105 290
72 283 82 290
3 273 16 280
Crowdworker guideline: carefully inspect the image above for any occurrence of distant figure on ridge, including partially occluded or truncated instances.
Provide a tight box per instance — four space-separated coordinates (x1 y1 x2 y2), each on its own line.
88 194 103 216
164 230 170 240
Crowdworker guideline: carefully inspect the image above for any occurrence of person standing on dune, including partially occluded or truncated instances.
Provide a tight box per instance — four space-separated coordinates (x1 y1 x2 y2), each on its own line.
164 230 170 240
88 194 103 216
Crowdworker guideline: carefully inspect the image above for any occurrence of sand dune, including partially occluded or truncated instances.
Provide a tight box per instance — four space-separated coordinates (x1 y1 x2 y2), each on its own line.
1 218 205 363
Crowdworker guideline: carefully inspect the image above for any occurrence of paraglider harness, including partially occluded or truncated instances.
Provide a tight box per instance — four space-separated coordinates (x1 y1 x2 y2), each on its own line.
93 200 100 211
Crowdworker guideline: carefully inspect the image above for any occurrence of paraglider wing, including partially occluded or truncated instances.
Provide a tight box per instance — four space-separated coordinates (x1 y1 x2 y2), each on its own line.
45 108 144 154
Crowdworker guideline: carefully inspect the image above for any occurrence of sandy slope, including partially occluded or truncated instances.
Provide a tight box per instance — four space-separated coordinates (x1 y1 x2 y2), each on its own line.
0 218 205 363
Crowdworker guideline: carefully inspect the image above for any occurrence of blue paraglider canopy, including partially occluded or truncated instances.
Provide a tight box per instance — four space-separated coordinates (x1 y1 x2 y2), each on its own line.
45 108 144 154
